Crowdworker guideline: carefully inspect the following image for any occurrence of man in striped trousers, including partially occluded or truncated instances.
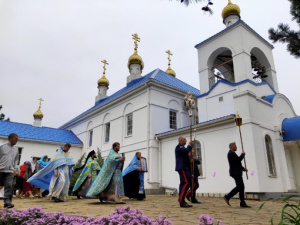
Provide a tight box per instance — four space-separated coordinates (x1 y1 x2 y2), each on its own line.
175 136 193 208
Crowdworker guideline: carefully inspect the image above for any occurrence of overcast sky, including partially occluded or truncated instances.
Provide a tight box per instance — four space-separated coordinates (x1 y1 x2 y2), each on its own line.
0 0 299 128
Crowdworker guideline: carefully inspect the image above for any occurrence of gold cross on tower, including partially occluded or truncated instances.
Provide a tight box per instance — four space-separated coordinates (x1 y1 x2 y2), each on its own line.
166 50 173 67
38 98 44 107
101 59 109 75
132 33 140 54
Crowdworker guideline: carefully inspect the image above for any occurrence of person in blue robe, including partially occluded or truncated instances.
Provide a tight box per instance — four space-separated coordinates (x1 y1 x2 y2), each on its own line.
87 142 125 204
28 143 74 203
72 150 100 199
122 152 147 200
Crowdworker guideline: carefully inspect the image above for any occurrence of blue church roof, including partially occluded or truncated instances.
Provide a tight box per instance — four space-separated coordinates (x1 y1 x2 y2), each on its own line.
263 94 277 104
61 69 200 127
0 120 83 145
194 20 274 49
197 79 276 99
282 117 300 142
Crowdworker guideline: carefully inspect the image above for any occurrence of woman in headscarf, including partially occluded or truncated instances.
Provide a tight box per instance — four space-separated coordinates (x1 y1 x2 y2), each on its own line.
22 161 34 198
36 155 49 198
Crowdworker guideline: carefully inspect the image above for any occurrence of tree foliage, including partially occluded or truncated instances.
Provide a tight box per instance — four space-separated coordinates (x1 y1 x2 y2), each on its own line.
269 0 300 58
0 105 10 121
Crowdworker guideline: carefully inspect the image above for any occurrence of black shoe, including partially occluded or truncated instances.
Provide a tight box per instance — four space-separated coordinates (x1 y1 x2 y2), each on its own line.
223 196 231 206
240 203 251 208
191 198 201 204
186 195 191 202
180 202 193 208
76 195 81 199
4 204 14 209
53 197 63 203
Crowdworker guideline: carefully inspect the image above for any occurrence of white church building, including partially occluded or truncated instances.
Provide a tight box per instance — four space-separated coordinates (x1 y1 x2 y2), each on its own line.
1 0 299 200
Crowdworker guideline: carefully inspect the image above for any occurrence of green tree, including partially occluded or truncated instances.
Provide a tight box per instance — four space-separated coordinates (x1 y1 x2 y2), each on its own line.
96 147 104 168
177 0 213 14
0 105 10 121
269 0 300 58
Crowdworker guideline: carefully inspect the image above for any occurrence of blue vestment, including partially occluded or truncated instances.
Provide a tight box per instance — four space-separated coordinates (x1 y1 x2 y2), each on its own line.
28 148 74 190
87 149 124 202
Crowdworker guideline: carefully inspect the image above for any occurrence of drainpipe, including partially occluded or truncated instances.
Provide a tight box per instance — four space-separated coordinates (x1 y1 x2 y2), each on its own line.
145 82 151 183
155 135 161 185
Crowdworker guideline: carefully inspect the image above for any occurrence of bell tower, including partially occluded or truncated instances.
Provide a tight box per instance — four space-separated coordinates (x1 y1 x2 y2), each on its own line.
195 0 279 94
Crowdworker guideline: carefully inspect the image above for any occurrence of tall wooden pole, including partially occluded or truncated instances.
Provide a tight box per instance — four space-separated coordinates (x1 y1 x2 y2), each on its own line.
185 92 195 197
235 114 248 180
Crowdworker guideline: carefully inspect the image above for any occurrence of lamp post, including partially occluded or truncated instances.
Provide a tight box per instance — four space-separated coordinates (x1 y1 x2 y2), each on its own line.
235 114 248 180
184 92 196 196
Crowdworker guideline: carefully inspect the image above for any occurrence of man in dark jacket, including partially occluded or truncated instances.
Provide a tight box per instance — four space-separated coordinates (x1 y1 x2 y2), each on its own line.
175 136 193 208
185 151 201 204
223 142 250 208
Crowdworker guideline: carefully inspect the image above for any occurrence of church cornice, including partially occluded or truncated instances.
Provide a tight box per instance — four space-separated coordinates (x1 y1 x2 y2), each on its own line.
194 20 274 50
155 114 236 139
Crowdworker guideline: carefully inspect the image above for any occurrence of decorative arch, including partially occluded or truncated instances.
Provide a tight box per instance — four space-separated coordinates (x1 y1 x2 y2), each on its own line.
264 134 276 176
103 113 111 124
207 47 234 87
123 103 133 115
168 100 180 111
87 121 93 131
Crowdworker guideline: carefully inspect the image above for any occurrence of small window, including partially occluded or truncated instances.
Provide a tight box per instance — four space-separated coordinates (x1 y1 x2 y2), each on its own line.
219 96 223 102
105 123 110 143
89 130 93 147
195 141 203 177
265 135 276 176
169 110 177 129
18 147 23 163
126 113 133 136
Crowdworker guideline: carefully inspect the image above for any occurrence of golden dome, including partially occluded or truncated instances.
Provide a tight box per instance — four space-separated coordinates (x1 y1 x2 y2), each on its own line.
222 0 240 20
128 53 144 70
97 74 109 88
165 67 176 77
33 107 43 119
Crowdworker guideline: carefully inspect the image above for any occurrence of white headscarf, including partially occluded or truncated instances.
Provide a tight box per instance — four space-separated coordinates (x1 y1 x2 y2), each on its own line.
30 157 37 173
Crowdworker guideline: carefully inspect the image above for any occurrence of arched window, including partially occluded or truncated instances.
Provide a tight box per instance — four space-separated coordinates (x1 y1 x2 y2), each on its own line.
195 141 203 177
265 135 276 176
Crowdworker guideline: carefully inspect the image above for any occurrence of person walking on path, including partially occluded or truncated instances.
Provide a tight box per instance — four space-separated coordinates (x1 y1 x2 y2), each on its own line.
0 133 19 208
223 142 251 208
175 136 193 208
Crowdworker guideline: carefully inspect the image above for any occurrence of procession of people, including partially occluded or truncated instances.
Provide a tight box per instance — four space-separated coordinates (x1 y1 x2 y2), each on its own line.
1 131 250 210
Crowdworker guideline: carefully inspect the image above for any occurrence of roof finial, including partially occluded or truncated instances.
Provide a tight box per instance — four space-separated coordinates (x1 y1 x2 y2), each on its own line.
132 33 140 55
165 50 176 77
38 98 44 108
98 60 109 88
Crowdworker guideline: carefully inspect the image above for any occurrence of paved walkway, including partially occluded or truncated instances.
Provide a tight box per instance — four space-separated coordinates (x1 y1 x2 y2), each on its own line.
3 195 290 224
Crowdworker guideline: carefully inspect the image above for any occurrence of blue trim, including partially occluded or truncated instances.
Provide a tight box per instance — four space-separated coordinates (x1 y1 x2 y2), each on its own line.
61 69 200 127
197 79 277 99
263 94 277 104
194 20 274 49
282 117 300 142
155 114 235 136
0 120 82 145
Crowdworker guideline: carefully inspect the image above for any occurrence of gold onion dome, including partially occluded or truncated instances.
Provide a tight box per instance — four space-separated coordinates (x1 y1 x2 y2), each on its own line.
222 0 241 20
127 53 144 70
98 60 109 88
97 74 109 87
33 107 43 119
166 67 176 77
